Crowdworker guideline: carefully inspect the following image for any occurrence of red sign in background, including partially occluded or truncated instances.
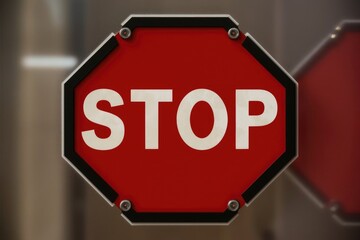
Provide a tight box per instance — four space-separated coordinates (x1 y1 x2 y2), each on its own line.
291 20 360 225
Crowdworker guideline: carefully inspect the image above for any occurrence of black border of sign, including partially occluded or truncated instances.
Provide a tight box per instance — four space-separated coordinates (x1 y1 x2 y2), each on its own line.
241 34 298 204
289 20 360 226
62 34 119 204
62 15 298 224
122 209 238 224
121 14 239 31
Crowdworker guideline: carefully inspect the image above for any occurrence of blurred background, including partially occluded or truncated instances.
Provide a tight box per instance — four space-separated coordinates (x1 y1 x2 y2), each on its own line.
1 0 360 239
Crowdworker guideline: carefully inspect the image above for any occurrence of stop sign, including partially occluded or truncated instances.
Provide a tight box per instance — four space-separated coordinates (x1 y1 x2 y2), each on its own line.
62 15 297 224
290 20 360 225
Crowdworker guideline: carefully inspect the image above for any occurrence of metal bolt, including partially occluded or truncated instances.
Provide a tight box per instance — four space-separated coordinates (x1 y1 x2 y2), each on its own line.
228 28 240 40
328 201 339 213
120 200 132 212
120 27 131 39
228 200 239 212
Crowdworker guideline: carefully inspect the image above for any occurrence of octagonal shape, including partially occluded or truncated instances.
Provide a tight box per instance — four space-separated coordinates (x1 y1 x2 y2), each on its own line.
290 20 360 225
62 15 297 224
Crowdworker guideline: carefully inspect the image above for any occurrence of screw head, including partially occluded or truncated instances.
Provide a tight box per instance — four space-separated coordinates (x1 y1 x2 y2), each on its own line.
120 27 131 39
228 28 240 40
328 201 340 213
120 200 132 212
228 200 240 212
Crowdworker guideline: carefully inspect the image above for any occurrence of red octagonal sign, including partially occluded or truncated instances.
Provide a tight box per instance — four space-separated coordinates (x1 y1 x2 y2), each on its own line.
62 15 298 224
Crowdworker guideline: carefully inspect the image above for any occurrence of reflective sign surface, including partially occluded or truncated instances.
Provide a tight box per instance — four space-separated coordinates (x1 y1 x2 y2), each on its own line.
63 15 297 224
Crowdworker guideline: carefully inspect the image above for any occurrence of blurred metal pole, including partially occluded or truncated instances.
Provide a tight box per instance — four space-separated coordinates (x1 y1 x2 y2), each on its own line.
0 1 21 240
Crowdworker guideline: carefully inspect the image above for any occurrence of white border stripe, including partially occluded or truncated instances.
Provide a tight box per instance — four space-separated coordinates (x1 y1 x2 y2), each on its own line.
121 14 239 26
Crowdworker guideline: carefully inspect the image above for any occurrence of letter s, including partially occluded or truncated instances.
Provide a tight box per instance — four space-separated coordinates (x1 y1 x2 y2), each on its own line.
81 89 124 150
